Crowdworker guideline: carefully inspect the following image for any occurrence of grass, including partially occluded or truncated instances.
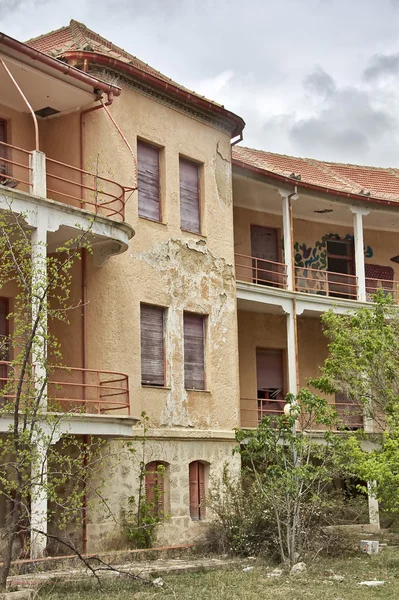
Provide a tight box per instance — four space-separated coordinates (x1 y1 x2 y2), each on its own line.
37 549 399 599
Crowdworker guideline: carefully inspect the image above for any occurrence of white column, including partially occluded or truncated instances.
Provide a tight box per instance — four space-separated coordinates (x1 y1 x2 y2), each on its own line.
350 207 369 302
282 195 293 290
367 481 380 529
286 306 298 395
30 150 47 198
30 220 48 558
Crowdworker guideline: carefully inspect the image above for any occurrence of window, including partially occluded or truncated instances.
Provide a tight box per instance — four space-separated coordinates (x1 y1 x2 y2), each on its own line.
140 304 165 386
145 461 166 516
137 141 160 221
180 158 200 233
189 461 206 520
256 349 285 420
183 313 205 390
326 238 355 299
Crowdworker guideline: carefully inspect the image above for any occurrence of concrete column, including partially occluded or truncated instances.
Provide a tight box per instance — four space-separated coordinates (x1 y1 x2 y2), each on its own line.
30 220 48 558
286 306 298 395
367 481 380 529
350 207 369 302
30 150 47 198
282 194 293 290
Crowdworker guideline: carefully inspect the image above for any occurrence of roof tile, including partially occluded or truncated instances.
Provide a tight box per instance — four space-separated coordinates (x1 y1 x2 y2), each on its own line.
232 146 399 203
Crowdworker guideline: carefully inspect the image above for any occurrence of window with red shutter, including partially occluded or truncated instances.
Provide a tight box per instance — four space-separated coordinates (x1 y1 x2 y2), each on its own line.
140 304 165 386
138 141 160 221
183 313 205 390
189 461 206 520
145 461 165 516
180 158 200 233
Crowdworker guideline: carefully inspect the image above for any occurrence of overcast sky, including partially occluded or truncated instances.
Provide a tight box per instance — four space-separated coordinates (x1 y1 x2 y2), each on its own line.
3 0 399 167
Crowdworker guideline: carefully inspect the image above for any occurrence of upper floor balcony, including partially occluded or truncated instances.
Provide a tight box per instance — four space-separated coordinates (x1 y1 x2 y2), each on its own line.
0 33 134 260
233 169 399 317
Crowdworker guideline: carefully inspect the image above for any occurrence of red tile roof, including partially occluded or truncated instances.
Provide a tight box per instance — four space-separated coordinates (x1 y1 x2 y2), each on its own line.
25 20 245 136
232 146 399 204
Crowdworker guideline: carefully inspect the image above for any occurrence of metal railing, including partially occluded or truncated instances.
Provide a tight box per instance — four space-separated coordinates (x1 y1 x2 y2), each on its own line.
240 393 285 428
0 141 129 222
0 140 32 191
333 397 363 430
235 253 288 289
366 278 399 304
0 361 130 416
295 266 358 299
46 157 128 221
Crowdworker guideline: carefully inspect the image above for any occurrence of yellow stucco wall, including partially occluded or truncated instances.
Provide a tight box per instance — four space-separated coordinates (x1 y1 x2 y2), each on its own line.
80 86 240 431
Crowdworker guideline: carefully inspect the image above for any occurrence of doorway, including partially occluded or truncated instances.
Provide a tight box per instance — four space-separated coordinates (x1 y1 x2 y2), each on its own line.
250 225 281 286
326 238 355 299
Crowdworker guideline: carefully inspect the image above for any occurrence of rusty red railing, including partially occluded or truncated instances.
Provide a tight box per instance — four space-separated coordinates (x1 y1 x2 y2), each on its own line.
0 140 32 191
366 278 399 304
46 157 128 221
240 394 285 428
235 253 288 289
0 361 130 416
295 266 358 299
0 141 129 222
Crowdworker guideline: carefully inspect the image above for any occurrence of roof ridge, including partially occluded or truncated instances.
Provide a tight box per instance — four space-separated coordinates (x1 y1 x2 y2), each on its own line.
304 157 360 192
69 19 91 51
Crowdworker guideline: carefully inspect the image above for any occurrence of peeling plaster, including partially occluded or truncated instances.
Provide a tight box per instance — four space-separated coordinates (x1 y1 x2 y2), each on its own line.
136 238 236 428
212 141 232 208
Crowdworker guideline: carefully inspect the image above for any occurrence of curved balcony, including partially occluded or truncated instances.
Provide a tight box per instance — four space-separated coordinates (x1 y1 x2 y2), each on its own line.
0 141 134 259
0 362 130 415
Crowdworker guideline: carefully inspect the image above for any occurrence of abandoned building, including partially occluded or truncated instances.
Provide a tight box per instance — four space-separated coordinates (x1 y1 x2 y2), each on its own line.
0 20 397 556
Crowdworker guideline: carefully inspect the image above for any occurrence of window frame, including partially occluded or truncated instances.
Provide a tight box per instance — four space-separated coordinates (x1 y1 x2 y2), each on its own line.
140 303 166 387
179 156 201 235
189 461 206 521
183 312 206 391
137 139 162 222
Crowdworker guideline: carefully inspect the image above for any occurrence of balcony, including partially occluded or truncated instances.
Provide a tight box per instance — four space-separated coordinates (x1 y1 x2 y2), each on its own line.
0 141 134 257
0 362 136 437
240 396 364 431
235 253 399 314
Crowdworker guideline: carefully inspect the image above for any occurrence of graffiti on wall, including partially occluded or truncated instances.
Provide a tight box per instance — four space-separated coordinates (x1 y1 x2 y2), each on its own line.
294 234 373 269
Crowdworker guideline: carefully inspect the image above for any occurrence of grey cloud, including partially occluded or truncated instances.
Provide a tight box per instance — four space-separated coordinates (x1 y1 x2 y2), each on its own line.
363 53 399 81
303 68 336 98
289 85 397 163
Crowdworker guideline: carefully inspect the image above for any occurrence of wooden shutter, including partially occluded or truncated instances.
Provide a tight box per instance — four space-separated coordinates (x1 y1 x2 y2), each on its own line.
256 349 283 392
189 461 200 520
180 159 200 233
251 226 278 261
138 141 160 221
189 461 206 521
198 462 206 520
140 305 165 386
184 313 205 390
145 461 165 516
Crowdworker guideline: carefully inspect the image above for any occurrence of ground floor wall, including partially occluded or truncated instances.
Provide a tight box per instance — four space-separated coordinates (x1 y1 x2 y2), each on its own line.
86 433 239 552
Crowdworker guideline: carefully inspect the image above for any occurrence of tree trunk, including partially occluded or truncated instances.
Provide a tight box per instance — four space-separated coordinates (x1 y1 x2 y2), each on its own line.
0 496 20 590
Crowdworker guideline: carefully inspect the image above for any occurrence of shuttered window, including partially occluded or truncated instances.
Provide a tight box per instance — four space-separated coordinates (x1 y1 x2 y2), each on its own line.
140 304 165 386
180 158 200 233
145 461 165 516
184 313 205 390
189 461 206 521
138 141 160 221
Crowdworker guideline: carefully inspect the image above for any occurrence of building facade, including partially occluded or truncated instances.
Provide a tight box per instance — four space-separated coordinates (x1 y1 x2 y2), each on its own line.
0 20 397 556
